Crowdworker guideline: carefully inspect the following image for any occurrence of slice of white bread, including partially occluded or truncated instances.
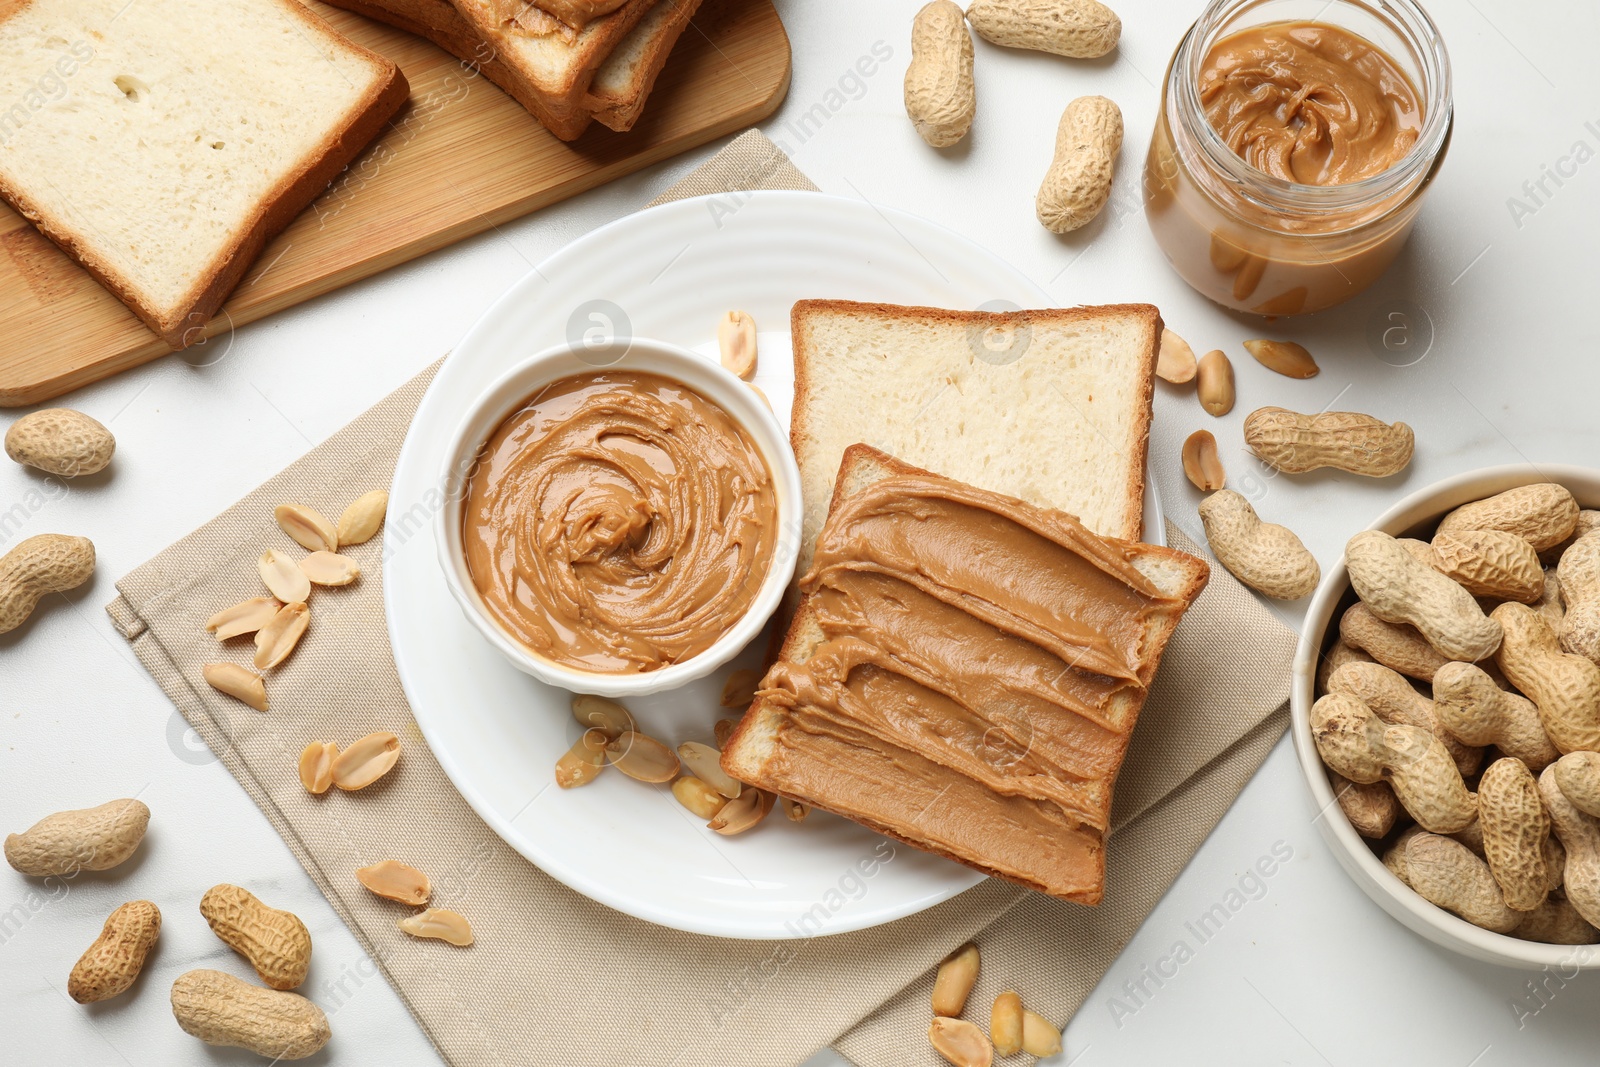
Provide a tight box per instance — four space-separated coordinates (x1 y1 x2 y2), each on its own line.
789 300 1161 577
334 0 696 134
446 0 657 139
583 0 700 131
722 445 1210 903
0 0 406 349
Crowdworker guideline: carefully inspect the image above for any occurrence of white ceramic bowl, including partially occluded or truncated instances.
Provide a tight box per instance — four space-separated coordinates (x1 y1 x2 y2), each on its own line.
434 337 803 698
1292 463 1600 970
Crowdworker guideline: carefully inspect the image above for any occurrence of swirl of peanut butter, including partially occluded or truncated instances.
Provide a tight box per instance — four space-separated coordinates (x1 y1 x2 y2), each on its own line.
462 371 778 673
1199 21 1423 185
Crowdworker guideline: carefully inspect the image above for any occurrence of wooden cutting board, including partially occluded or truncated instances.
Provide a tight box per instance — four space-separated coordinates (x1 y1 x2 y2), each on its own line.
0 0 789 406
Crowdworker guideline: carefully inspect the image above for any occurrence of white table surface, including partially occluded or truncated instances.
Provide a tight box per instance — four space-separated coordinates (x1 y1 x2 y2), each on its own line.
5 0 1599 1063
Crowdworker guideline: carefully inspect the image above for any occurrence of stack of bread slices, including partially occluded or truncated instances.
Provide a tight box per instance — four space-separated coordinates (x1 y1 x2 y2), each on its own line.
326 0 707 140
721 299 1211 904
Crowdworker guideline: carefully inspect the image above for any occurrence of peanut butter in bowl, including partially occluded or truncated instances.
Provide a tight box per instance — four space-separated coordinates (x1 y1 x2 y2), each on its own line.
460 370 780 675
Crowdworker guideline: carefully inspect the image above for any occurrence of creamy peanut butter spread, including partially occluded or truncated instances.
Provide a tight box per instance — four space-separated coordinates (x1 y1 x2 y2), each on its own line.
1200 21 1422 185
536 0 629 27
462 371 778 674
755 474 1186 897
489 0 627 33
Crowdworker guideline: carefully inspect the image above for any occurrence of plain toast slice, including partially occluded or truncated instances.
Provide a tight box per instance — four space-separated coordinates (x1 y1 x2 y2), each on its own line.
789 300 1162 577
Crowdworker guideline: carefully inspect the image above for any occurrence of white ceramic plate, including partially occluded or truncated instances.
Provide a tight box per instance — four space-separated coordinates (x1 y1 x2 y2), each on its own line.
385 190 1165 938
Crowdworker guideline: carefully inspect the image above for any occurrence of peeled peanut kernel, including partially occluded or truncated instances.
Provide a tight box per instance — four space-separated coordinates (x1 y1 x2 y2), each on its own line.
1021 1010 1062 1057
677 741 741 799
206 597 280 641
555 732 608 789
571 694 635 738
297 741 338 794
274 504 338 552
708 789 773 835
1182 429 1224 491
331 732 401 790
672 777 728 819
1157 329 1197 384
931 941 979 1016
1243 339 1319 378
714 717 741 748
254 602 309 670
398 908 473 946
781 797 810 822
299 551 359 587
203 663 268 711
718 311 758 380
605 731 679 783
258 549 310 603
337 490 389 546
929 1016 993 1067
990 990 1023 1056
356 860 431 906
720 669 761 709
1196 349 1235 416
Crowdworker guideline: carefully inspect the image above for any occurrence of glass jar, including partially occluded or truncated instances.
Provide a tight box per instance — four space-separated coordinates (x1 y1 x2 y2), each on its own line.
1143 0 1452 317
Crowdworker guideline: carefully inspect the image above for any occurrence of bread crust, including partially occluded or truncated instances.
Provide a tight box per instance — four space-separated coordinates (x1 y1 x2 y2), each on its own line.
335 0 691 136
789 298 1162 544
0 0 408 349
447 0 658 134
586 0 702 131
723 444 1208 903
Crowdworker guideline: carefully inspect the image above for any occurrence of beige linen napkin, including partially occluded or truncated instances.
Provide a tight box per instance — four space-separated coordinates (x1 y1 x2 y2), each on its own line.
107 131 1297 1067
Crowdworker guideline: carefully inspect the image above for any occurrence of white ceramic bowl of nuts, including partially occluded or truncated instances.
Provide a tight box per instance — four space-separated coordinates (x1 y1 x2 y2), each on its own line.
1292 464 1600 969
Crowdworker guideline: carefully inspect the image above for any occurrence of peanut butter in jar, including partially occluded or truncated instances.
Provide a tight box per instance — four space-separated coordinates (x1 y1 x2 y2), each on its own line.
1143 0 1452 316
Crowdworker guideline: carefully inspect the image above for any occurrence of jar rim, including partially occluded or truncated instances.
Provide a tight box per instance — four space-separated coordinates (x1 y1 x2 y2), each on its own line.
1174 0 1453 214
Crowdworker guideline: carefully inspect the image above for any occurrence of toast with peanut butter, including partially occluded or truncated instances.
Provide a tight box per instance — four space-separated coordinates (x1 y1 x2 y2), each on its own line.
327 0 699 134
721 445 1208 904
